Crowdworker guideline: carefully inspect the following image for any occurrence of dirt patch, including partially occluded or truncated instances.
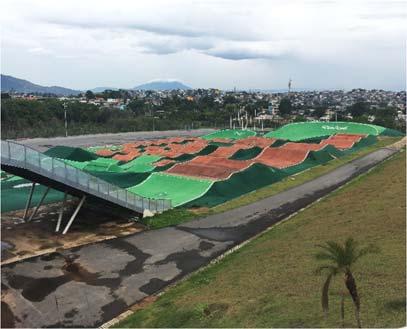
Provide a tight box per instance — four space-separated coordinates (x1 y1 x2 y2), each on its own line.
129 295 158 312
189 207 211 215
1 201 144 265
388 136 406 150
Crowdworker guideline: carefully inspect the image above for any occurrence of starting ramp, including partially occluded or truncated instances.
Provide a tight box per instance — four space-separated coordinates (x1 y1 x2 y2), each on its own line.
1 140 172 233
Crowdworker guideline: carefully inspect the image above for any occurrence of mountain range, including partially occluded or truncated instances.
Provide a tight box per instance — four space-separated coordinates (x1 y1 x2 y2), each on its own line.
1 75 82 96
1 75 192 95
133 80 191 91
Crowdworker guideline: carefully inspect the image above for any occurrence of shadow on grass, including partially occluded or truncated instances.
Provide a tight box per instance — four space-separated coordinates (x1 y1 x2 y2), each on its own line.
384 298 406 312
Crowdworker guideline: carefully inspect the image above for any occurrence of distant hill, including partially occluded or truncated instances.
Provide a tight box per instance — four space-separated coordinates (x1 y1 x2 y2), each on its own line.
1 74 81 96
90 87 119 93
134 80 191 91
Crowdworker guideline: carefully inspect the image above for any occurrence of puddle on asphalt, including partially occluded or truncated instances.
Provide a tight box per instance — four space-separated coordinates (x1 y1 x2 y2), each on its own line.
1 241 14 251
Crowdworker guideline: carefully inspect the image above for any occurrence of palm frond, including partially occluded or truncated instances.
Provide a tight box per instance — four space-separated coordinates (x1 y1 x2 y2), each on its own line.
314 251 339 262
315 241 347 269
354 244 379 263
316 241 343 257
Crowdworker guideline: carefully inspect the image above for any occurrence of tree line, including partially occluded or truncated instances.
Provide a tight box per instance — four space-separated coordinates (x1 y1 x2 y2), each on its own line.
1 96 242 139
279 98 405 132
1 94 404 139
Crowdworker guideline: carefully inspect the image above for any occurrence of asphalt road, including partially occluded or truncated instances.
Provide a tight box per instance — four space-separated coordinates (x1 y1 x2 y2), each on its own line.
14 129 216 152
1 147 398 328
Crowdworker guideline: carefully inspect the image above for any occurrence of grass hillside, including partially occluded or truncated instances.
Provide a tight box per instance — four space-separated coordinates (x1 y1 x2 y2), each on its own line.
117 150 406 328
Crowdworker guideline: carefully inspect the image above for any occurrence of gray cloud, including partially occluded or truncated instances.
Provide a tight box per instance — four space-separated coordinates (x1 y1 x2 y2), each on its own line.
204 49 286 61
43 18 207 38
1 0 405 90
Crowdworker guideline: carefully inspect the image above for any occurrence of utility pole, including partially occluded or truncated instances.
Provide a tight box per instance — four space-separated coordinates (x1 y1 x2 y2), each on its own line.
63 102 68 137
150 103 155 131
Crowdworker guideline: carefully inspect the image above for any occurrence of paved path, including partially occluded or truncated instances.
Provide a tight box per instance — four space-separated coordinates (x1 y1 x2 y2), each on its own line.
1 147 398 328
14 129 216 152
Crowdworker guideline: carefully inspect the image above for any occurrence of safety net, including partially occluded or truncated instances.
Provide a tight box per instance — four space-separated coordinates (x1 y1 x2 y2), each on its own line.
119 155 162 173
44 146 98 161
1 176 66 212
185 163 287 207
229 146 263 160
84 158 123 172
2 131 384 213
183 135 379 207
88 171 150 188
171 145 218 162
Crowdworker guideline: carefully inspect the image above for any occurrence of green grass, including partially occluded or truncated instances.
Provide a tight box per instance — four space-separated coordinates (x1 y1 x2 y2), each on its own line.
118 149 406 328
140 208 198 229
143 137 401 229
128 173 214 207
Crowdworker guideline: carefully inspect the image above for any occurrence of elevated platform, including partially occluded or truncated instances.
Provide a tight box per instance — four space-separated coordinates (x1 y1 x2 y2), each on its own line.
1 140 171 233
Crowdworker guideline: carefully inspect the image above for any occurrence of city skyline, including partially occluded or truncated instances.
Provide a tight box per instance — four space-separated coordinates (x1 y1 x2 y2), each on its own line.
1 0 406 91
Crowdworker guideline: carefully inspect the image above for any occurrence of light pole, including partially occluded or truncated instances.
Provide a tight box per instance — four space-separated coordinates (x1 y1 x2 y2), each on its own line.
63 102 68 137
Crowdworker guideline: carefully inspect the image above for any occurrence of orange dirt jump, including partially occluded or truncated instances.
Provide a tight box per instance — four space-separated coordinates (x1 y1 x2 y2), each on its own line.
320 134 365 149
255 147 310 169
235 136 276 147
167 155 253 179
95 149 120 157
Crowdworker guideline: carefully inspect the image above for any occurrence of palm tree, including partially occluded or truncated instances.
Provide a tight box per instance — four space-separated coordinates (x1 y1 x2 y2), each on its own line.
315 238 377 328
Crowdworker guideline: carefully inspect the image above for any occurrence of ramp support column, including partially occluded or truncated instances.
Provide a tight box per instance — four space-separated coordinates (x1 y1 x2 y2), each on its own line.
27 186 50 222
55 192 67 232
62 195 86 235
23 182 36 221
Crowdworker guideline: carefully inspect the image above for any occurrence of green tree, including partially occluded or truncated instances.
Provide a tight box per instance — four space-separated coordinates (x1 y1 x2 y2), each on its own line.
278 98 293 116
127 99 146 115
85 90 95 100
348 102 369 118
313 107 327 118
293 115 306 122
315 238 377 328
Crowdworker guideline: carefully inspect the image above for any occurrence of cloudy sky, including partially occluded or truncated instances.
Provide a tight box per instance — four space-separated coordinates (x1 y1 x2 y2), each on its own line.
1 0 406 90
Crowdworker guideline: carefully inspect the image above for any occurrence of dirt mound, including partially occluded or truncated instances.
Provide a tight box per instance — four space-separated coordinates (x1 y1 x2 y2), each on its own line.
255 147 309 169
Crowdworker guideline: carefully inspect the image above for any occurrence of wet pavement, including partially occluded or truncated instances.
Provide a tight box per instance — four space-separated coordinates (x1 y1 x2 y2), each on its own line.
14 129 216 152
1 147 398 328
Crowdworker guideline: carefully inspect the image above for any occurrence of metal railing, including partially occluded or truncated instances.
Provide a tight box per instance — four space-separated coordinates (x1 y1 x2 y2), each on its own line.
1 140 172 213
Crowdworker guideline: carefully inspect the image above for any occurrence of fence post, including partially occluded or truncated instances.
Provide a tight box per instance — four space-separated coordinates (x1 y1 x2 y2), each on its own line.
24 146 27 167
